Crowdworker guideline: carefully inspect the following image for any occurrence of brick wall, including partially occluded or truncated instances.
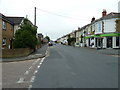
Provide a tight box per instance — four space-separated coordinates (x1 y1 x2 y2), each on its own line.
2 48 34 58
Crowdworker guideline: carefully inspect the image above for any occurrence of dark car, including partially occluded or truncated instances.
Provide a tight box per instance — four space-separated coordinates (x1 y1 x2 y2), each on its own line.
48 42 53 46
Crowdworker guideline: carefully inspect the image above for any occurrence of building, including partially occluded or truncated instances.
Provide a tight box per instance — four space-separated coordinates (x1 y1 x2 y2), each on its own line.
0 13 36 49
0 13 14 49
7 17 24 35
85 10 120 49
58 8 120 49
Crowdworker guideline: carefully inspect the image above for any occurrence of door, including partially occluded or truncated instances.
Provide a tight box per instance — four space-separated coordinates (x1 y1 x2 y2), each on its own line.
107 37 112 48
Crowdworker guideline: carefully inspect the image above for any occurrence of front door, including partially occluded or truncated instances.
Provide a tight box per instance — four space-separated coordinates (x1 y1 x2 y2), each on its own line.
107 37 112 48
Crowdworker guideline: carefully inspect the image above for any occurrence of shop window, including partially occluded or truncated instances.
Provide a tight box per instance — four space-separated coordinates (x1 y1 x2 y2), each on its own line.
116 37 120 46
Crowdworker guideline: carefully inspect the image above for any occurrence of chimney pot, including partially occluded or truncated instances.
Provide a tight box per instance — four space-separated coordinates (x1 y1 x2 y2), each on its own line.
102 9 107 17
91 17 95 22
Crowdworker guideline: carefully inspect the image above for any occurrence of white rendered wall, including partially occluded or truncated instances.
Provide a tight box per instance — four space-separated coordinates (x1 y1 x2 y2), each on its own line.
95 21 102 34
104 19 116 33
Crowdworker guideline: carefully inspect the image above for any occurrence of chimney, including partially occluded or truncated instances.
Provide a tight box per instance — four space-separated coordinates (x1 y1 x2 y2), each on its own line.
91 17 95 22
102 9 107 17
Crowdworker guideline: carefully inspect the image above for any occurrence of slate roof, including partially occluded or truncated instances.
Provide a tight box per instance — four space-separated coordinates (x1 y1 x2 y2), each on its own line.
0 13 24 25
6 17 24 25
0 13 14 24
92 12 120 24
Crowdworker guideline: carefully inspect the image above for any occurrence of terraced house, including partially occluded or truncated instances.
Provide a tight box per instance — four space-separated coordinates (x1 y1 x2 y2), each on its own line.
85 10 120 49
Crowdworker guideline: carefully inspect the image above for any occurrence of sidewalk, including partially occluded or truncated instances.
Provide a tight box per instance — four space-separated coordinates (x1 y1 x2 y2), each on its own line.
1 44 48 62
82 47 120 55
97 48 119 55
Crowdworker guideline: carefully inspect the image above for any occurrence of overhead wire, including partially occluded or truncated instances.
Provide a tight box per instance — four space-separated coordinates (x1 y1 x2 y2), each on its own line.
36 8 90 22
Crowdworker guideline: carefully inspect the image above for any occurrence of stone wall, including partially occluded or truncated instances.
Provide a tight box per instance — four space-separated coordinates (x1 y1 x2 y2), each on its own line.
2 48 34 58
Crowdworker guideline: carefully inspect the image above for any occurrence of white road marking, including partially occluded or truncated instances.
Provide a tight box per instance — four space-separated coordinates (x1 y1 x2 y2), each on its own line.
41 57 45 63
17 77 24 83
34 70 38 75
28 85 32 90
37 65 40 69
24 70 29 75
39 62 42 65
30 76 36 82
45 50 48 55
29 66 33 70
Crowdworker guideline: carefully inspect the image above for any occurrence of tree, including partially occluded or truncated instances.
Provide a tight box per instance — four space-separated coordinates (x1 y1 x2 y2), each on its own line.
13 18 38 49
67 37 76 46
45 36 50 42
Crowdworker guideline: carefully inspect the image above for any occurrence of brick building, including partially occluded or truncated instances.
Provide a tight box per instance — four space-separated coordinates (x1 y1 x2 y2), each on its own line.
0 13 24 49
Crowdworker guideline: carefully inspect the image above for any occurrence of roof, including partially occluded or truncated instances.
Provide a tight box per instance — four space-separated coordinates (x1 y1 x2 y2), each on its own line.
0 13 14 24
91 12 120 24
102 12 120 19
0 13 24 25
6 17 24 25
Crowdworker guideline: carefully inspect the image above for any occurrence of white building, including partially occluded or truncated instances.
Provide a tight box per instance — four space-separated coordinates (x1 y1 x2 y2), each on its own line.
85 11 120 49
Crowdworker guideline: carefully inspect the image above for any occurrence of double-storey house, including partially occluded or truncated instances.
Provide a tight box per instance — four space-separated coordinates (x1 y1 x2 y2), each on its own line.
0 13 14 49
85 10 120 49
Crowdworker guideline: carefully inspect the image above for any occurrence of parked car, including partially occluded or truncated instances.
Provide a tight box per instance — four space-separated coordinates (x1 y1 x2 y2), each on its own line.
48 42 53 46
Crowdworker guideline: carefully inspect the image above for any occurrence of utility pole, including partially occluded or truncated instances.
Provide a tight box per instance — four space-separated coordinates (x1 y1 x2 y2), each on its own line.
34 7 36 26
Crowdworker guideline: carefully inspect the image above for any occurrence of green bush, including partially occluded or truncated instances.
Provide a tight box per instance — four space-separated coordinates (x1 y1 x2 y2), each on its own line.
13 18 38 49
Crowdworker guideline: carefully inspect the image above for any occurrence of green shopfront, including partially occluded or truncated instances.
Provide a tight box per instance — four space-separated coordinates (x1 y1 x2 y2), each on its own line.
85 33 120 49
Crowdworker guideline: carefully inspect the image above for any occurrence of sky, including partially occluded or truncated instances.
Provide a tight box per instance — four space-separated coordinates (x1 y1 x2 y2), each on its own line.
0 0 120 40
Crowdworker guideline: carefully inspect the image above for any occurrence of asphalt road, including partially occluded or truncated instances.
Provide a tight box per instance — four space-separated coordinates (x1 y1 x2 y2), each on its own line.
31 44 118 88
2 58 43 88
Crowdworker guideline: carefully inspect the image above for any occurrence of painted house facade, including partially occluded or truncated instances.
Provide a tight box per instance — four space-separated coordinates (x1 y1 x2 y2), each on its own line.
85 11 120 49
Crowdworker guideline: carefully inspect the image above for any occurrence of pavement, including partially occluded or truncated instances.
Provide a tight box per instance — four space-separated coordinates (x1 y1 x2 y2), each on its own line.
1 44 48 62
83 47 120 56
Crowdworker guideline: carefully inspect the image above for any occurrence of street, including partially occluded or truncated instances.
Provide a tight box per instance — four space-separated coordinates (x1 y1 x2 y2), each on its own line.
2 44 118 89
31 44 118 88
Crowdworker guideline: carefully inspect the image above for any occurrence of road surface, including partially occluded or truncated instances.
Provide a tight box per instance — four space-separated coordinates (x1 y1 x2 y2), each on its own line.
31 44 118 88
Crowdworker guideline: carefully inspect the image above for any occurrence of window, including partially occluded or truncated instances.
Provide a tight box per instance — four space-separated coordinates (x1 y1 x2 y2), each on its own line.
98 22 101 32
2 38 6 45
2 21 6 29
116 37 120 46
10 24 13 30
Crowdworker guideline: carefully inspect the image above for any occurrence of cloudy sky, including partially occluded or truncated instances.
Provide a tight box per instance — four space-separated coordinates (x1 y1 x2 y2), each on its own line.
0 0 120 40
